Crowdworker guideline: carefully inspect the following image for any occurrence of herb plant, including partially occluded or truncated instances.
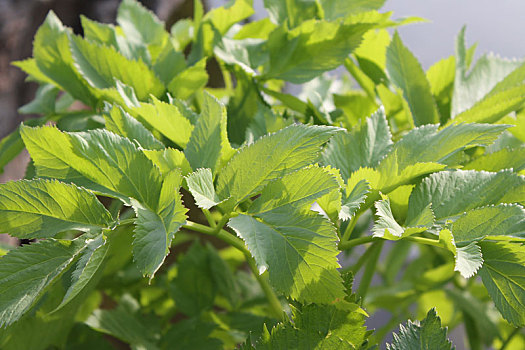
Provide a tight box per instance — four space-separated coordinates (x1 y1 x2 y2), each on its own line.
1 0 525 349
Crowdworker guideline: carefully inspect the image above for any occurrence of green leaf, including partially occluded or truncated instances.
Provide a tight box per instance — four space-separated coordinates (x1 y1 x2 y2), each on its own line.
31 12 98 106
69 34 165 100
407 170 525 223
133 96 194 148
153 41 187 85
132 170 187 278
263 18 371 83
0 128 25 174
463 146 525 173
455 242 483 279
103 104 164 150
86 296 160 349
321 0 386 20
479 241 525 326
426 56 455 123
161 318 223 350
249 301 367 349
217 124 341 211
117 0 167 47
452 204 525 244
186 168 222 209
143 148 192 176
372 197 428 240
340 179 370 221
0 179 113 239
386 32 440 126
229 211 344 303
167 59 209 99
184 92 234 174
21 125 163 207
248 165 340 215
18 84 59 115
263 0 318 28
171 243 216 316
55 235 109 311
387 308 454 350
452 27 523 117
449 85 525 125
0 238 86 327
322 107 392 180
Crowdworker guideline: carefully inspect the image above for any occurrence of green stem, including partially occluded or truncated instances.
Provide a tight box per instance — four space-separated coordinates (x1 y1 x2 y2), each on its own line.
351 243 379 274
202 209 216 228
341 214 358 242
500 327 522 350
118 218 135 226
405 236 444 248
183 220 284 320
357 241 383 304
339 235 379 250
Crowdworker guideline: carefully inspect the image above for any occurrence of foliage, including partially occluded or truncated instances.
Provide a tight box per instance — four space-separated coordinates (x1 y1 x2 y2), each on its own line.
1 0 525 348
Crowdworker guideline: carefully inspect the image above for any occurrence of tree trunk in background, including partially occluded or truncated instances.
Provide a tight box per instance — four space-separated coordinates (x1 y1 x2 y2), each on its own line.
0 0 189 245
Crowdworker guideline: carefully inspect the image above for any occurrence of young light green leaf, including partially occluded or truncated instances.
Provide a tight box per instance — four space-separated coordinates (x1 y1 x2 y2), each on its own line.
407 170 525 222
0 127 25 174
387 308 454 350
32 12 98 106
21 125 163 207
386 32 440 126
69 34 165 100
103 104 164 150
263 0 318 27
452 204 525 244
167 59 209 100
229 211 345 303
452 27 523 117
184 92 234 174
117 0 167 47
321 0 386 20
340 179 370 221
55 235 109 311
463 146 525 173
133 96 194 148
248 166 340 215
186 168 222 209
143 148 192 176
448 85 525 125
217 124 341 211
322 107 393 180
0 179 113 239
479 241 525 326
263 18 371 83
426 55 455 123
132 170 187 278
0 238 86 327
